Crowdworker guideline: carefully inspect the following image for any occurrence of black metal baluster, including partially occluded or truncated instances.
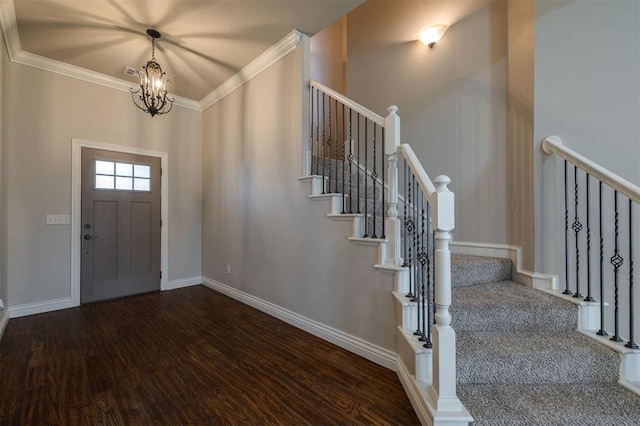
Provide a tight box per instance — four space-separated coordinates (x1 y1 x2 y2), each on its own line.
412 176 421 341
428 204 435 326
341 104 346 214
420 198 432 349
626 200 638 349
348 109 353 214
416 190 425 340
597 181 608 336
381 128 386 239
564 160 571 294
405 169 414 298
321 92 327 194
371 125 378 238
310 86 314 174
573 166 583 298
611 190 623 342
402 161 409 268
585 174 594 301
357 113 361 214
314 87 319 175
327 98 334 193
334 98 339 195
363 118 369 237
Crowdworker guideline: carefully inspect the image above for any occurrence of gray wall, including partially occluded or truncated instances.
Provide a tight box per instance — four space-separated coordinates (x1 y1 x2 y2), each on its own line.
201 43 397 351
310 17 347 93
534 0 640 274
506 0 535 270
6 62 202 307
346 0 511 247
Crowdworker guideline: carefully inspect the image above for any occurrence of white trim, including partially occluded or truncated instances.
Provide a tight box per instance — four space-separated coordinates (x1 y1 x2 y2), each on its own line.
0 310 8 340
310 79 384 126
0 7 302 112
398 144 437 204
200 30 303 110
451 241 557 290
300 34 311 176
9 297 73 318
396 357 473 426
165 276 202 291
71 139 169 306
11 51 200 111
201 276 397 370
543 135 640 204
0 0 20 58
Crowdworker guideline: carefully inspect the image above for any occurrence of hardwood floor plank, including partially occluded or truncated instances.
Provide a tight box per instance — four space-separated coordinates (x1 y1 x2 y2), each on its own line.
0 285 419 425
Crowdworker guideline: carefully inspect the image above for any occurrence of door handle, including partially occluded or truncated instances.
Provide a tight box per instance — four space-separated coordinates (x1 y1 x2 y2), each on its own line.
83 235 92 240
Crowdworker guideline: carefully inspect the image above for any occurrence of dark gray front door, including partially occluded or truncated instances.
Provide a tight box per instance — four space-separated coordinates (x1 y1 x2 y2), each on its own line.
81 148 161 303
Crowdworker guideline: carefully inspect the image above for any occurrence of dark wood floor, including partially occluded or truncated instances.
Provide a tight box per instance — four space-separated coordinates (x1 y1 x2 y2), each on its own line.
0 285 419 425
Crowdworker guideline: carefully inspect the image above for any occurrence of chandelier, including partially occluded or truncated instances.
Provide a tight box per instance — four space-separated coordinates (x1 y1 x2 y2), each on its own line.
130 29 175 117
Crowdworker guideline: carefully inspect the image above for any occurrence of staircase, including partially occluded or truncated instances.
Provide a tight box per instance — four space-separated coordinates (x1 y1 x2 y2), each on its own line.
450 255 640 425
304 81 640 424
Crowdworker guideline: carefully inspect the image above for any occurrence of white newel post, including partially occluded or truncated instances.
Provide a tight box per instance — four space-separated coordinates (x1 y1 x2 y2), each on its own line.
384 106 402 266
428 175 463 412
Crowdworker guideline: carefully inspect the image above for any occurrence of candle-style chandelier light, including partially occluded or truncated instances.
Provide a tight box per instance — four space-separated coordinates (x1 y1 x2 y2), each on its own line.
130 29 175 117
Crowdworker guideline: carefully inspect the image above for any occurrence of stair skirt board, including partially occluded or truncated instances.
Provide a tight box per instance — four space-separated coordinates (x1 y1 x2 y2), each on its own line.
397 357 473 426
201 277 397 371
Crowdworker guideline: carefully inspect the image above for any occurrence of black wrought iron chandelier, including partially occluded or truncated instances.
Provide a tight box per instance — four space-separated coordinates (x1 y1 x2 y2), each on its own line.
130 29 175 117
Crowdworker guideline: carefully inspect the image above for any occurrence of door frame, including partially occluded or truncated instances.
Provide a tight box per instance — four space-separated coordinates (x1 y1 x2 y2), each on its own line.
71 138 169 307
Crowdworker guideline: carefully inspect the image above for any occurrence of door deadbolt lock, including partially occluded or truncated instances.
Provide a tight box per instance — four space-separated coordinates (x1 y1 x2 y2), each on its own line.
83 223 92 230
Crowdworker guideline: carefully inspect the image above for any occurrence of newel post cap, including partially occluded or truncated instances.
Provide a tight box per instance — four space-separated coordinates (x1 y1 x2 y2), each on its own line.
385 105 401 155
434 175 451 192
433 175 454 231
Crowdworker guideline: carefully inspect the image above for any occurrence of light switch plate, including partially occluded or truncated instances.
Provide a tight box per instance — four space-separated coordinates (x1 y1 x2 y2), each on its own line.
46 214 70 225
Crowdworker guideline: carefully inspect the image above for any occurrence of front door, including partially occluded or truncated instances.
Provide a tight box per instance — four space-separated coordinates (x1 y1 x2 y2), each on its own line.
81 148 161 303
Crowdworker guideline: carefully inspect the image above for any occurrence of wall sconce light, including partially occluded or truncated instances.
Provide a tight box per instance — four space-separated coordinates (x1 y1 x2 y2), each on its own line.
418 24 449 48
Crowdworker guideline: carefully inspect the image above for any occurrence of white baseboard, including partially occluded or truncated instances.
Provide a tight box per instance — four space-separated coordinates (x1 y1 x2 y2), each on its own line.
201 276 397 370
9 297 74 318
451 241 557 290
0 310 8 340
164 276 202 291
7 277 203 319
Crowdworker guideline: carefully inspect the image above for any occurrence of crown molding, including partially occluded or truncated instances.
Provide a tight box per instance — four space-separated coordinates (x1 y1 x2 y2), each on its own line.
0 0 302 112
200 29 303 111
12 51 201 111
0 0 20 58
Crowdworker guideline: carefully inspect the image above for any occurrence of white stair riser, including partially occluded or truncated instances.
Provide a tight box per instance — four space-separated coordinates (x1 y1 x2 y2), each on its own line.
394 293 417 331
396 328 432 384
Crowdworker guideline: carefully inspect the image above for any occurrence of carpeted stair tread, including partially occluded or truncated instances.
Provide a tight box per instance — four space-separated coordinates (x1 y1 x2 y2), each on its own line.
457 330 619 384
458 382 640 425
451 254 512 287
451 281 577 332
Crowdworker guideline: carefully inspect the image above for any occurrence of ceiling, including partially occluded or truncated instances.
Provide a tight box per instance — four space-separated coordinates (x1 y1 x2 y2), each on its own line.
3 0 363 102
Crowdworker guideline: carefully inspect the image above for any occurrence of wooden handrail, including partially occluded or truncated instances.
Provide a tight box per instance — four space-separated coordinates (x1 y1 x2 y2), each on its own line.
310 80 385 127
542 135 640 204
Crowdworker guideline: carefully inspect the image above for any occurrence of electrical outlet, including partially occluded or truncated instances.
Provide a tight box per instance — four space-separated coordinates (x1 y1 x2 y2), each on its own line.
227 264 231 274
46 214 70 225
